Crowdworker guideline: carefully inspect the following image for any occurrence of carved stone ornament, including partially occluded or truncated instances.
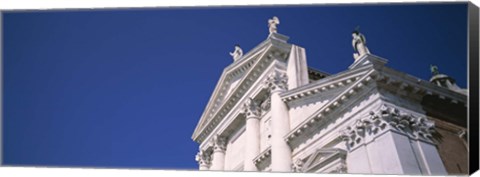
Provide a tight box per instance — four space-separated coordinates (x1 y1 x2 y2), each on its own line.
292 158 304 172
335 162 348 173
340 104 437 149
212 134 227 152
195 149 212 166
260 97 271 112
264 70 288 92
243 97 261 118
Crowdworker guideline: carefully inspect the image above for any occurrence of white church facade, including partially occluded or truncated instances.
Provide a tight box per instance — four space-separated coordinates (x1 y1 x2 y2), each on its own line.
191 17 468 175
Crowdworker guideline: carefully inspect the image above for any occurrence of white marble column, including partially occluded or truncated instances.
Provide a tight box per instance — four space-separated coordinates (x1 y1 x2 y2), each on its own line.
210 135 227 171
266 70 292 172
243 98 261 171
195 149 212 170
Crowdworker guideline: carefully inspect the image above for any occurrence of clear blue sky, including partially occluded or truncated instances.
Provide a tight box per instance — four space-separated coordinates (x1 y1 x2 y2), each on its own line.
2 3 467 169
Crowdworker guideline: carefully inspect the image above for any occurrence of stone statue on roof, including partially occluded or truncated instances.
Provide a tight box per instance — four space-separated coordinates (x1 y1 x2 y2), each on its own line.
430 65 439 76
352 26 370 60
268 16 280 35
229 44 243 61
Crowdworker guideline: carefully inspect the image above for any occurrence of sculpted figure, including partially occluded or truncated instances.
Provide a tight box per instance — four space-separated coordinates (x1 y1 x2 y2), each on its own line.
430 65 439 75
229 44 243 61
352 27 370 60
268 16 280 34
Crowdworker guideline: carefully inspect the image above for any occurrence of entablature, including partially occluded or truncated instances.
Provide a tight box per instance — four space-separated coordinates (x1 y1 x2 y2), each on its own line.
374 66 467 106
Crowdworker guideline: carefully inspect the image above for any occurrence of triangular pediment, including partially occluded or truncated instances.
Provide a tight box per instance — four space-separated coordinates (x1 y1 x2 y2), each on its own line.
192 33 292 143
282 64 373 106
301 148 347 173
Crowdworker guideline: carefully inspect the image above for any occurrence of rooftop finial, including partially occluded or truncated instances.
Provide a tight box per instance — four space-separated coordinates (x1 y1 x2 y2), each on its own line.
352 26 370 60
268 16 280 35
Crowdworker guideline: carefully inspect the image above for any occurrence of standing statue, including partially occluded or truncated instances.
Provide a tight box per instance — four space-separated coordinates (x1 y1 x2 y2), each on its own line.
229 44 243 61
430 65 439 76
352 27 370 60
268 16 280 35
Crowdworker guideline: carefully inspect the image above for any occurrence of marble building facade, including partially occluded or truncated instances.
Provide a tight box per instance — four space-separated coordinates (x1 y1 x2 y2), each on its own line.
191 17 468 175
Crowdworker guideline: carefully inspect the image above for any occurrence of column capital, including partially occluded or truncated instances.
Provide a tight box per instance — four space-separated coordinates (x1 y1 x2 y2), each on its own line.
212 134 227 152
243 97 262 119
265 70 288 93
340 104 438 149
195 149 212 167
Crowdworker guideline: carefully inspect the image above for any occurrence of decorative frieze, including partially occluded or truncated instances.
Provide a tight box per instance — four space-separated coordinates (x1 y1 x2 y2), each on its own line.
340 104 437 149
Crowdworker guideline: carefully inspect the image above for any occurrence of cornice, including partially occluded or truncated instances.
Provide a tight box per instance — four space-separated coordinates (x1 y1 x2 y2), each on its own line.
375 66 467 105
253 146 272 166
192 48 266 139
280 66 371 102
284 69 378 143
283 63 467 145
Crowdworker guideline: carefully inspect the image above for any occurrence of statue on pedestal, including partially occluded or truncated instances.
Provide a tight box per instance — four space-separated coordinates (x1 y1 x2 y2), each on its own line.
268 16 280 35
229 44 243 61
430 65 439 76
352 27 370 60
